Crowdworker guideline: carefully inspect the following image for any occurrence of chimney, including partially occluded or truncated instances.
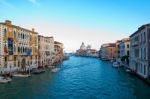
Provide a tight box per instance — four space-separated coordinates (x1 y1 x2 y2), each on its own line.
32 28 35 32
5 20 12 25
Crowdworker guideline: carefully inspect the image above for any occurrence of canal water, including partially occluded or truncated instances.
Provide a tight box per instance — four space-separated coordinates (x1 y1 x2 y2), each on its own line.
0 56 150 99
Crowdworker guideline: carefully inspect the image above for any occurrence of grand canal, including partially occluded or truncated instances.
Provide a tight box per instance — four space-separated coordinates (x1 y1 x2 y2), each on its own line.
0 56 150 99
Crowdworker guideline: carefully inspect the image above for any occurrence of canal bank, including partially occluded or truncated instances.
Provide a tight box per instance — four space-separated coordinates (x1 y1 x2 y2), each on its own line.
0 56 150 99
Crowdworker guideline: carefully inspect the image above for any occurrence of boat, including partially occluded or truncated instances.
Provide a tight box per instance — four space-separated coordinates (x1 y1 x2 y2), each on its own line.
48 66 55 70
13 73 30 78
126 69 136 75
63 56 69 60
31 68 45 74
14 58 31 78
112 62 119 68
51 68 60 73
126 69 130 72
0 76 12 83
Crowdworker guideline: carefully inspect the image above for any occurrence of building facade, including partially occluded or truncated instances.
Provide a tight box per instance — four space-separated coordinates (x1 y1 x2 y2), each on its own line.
54 41 64 64
130 24 150 78
119 38 130 58
0 20 38 73
100 43 116 60
38 35 55 67
76 42 99 57
115 40 121 59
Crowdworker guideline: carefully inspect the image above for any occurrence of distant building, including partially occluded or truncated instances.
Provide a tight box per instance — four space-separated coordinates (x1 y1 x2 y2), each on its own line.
75 42 99 58
100 43 116 60
80 42 86 50
130 24 150 78
115 40 121 59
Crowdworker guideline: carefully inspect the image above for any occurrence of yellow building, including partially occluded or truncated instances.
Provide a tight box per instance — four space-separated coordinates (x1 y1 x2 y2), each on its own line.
0 20 38 73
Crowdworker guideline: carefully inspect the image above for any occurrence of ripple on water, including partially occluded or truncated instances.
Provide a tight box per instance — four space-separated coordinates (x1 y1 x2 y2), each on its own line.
0 56 150 99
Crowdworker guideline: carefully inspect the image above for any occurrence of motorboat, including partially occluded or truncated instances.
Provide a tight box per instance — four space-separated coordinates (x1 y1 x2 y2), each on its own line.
51 68 60 73
112 62 119 68
13 73 30 78
31 68 45 74
48 66 55 70
0 76 12 83
126 69 131 72
126 69 136 75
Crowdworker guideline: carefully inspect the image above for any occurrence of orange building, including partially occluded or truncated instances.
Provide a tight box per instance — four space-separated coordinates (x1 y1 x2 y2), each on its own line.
100 43 116 60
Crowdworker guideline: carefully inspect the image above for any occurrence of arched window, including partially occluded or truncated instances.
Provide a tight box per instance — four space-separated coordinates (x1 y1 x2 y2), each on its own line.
20 47 22 53
18 61 20 67
18 47 20 53
23 34 24 39
3 28 7 37
21 33 22 39
14 31 16 38
23 47 24 53
14 46 16 53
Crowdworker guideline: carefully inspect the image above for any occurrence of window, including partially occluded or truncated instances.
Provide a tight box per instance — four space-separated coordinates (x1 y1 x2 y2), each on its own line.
134 35 139 42
14 56 16 61
18 61 20 67
141 34 142 43
144 48 146 59
14 31 17 38
144 32 146 43
14 46 16 53
18 47 20 53
127 50 129 56
144 65 146 75
3 28 7 37
127 44 129 48
141 64 142 73
134 49 139 57
5 57 7 61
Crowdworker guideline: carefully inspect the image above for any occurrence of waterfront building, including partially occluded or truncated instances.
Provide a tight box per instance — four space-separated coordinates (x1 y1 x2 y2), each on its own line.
130 24 150 78
54 41 64 64
38 35 55 67
100 43 116 60
0 20 38 74
75 42 99 57
86 49 99 57
119 38 130 58
80 42 86 50
118 38 130 67
115 40 121 59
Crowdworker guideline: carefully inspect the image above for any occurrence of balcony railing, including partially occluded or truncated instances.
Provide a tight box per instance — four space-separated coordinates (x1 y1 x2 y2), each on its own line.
131 41 139 47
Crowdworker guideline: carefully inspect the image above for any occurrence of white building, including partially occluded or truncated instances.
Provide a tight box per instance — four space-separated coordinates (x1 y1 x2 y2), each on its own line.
130 24 150 78
80 42 86 50
119 38 130 58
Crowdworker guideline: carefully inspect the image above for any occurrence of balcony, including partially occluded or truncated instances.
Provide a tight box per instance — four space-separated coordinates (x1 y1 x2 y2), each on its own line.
131 41 139 47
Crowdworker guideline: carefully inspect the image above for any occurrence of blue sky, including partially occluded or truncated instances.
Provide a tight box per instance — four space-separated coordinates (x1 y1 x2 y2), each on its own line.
0 0 150 52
